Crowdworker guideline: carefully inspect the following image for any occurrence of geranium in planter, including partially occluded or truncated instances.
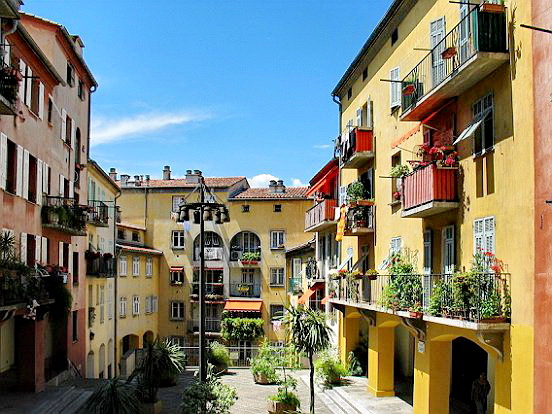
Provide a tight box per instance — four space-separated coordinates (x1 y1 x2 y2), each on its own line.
240 251 261 265
366 269 379 281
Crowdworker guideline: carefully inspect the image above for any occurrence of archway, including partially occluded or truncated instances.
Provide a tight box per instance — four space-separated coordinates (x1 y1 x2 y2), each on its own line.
143 331 154 346
86 351 95 378
450 337 488 414
193 231 223 260
107 339 114 379
122 334 139 355
229 231 261 261
98 344 106 379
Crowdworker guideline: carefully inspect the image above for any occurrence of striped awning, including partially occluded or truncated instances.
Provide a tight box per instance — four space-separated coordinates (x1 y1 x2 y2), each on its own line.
224 300 262 312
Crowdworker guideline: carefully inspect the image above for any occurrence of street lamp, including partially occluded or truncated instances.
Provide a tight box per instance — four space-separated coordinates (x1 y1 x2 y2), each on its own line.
176 170 230 382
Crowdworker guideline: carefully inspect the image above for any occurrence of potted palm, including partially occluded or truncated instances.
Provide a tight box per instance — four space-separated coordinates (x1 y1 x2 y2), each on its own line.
85 377 141 414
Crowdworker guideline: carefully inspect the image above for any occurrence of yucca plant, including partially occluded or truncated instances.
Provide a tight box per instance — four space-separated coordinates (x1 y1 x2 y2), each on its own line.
85 377 141 414
283 306 332 414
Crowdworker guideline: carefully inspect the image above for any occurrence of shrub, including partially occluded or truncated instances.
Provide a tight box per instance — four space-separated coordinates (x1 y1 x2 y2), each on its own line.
208 341 231 373
181 364 237 414
250 339 281 384
221 317 264 341
314 351 348 386
85 378 140 414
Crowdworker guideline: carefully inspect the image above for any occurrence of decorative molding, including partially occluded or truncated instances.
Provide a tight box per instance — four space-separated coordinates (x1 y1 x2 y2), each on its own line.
400 316 426 341
476 331 504 361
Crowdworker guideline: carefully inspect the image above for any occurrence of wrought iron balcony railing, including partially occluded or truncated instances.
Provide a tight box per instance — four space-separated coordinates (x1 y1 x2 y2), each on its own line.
305 199 337 232
0 63 19 115
345 205 375 235
230 282 261 298
41 196 87 236
86 255 115 278
86 200 109 226
190 282 225 298
189 318 222 333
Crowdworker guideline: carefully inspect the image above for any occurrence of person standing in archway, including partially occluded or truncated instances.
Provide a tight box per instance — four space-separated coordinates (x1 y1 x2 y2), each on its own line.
471 372 491 414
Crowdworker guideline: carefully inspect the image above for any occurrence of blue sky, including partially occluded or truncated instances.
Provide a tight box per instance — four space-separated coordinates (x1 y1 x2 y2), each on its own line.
24 0 393 187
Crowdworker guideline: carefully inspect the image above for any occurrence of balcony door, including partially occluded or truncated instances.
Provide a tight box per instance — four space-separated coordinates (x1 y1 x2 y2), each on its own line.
459 1 472 63
442 225 455 275
430 17 446 88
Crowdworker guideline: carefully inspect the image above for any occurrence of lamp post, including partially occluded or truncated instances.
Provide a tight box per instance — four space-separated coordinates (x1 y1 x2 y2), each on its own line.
176 170 230 382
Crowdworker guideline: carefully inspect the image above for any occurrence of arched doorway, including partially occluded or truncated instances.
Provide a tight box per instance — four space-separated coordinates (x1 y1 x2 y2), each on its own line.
143 331 154 346
122 334 139 355
98 344 106 379
86 351 95 378
107 339 114 378
450 337 488 414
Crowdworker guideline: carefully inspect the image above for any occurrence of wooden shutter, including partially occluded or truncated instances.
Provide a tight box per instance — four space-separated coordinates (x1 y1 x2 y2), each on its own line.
61 109 67 141
484 217 495 254
71 118 76 151
293 257 302 277
35 235 41 264
36 159 43 205
356 108 362 127
15 144 23 196
69 180 74 198
366 98 373 129
390 67 400 108
59 174 64 197
41 236 48 264
43 163 49 196
22 149 29 200
18 60 26 102
473 218 484 254
68 244 73 276
3 39 10 67
20 232 27 264
58 241 64 266
25 66 32 106
38 82 45 120
0 133 6 190
442 225 455 274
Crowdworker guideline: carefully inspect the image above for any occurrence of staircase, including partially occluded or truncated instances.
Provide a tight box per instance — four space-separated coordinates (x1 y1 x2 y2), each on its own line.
31 386 92 414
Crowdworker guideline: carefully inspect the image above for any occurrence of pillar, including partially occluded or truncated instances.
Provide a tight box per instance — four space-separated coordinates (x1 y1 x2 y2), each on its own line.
368 324 396 397
15 317 46 392
339 309 360 362
413 339 451 414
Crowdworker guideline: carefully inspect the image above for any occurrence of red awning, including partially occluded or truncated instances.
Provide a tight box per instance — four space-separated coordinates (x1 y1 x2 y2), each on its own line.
298 282 325 305
194 266 224 270
224 300 263 312
170 266 184 271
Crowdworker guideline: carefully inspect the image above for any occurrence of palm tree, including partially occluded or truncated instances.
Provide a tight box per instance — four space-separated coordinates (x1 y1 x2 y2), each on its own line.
85 377 141 414
283 306 332 414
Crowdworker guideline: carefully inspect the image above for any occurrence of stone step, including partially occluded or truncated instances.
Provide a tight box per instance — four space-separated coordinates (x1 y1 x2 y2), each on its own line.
31 386 91 414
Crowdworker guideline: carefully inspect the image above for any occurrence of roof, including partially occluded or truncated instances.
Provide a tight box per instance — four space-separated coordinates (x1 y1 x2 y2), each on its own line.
285 238 316 255
116 244 162 255
20 12 98 87
230 187 310 200
117 222 146 231
224 300 263 312
331 0 415 97
88 160 120 194
117 177 246 189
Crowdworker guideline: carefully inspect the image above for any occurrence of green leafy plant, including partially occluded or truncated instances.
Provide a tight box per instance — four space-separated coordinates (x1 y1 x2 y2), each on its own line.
314 350 348 386
390 164 410 178
208 341 231 374
428 280 446 317
85 377 140 414
350 334 368 376
250 339 281 384
479 289 503 319
241 251 261 261
284 306 332 413
180 364 237 414
346 181 368 202
221 316 264 341
268 365 300 411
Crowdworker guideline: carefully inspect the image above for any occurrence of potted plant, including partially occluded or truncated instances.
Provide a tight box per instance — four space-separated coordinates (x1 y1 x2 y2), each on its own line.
481 0 505 13
346 181 368 204
208 341 231 374
409 302 424 319
268 370 300 414
314 350 348 386
85 377 141 414
390 164 410 179
366 269 379 281
240 251 261 265
251 339 281 385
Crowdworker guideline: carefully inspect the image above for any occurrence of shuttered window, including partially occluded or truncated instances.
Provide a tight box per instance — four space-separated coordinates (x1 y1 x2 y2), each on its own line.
390 67 401 108
442 225 455 274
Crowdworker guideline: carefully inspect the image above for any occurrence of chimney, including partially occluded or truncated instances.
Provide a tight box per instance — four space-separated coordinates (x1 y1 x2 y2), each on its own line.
186 169 201 184
163 165 171 180
120 174 130 186
109 167 117 181
134 175 141 186
269 180 277 192
275 180 286 193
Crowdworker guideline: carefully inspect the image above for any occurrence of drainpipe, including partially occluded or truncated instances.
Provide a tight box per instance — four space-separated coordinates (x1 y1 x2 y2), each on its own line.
331 93 342 320
112 189 121 376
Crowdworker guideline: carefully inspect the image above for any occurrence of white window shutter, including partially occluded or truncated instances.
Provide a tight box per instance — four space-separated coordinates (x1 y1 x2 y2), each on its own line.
25 66 32 106
473 219 484 254
43 163 49 196
36 159 43 205
69 180 74 198
58 241 64 266
366 98 373 129
35 235 41 264
355 108 362 127
15 144 23 196
41 236 48 264
18 60 26 102
22 149 29 200
61 109 67 141
68 243 73 275
71 119 76 151
3 39 10 67
390 67 400 108
38 82 45 120
20 232 27 264
59 174 64 197
484 217 495 254
0 133 6 190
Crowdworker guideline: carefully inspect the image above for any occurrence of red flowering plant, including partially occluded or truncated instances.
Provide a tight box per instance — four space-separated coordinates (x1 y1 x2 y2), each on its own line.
414 142 458 169
473 249 505 274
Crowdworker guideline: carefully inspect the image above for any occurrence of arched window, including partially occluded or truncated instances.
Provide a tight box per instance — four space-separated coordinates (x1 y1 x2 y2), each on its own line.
193 231 223 261
230 231 261 261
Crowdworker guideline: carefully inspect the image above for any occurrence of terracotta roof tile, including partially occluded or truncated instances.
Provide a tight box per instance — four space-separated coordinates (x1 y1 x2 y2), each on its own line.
117 222 146 231
230 187 310 200
117 244 163 255
117 177 246 189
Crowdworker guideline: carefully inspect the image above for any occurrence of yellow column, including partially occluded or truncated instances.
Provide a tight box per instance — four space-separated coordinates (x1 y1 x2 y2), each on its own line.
338 308 361 362
368 324 396 397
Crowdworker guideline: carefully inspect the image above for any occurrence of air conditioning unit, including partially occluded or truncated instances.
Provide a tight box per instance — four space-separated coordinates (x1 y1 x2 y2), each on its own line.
230 250 241 261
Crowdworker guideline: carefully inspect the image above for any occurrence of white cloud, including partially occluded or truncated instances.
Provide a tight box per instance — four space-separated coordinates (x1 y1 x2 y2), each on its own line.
91 111 211 146
313 144 332 149
247 173 279 188
291 178 306 187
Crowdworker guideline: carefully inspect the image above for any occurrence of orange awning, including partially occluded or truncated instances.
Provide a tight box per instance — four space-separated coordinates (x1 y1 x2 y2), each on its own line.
320 293 334 305
224 300 262 312
298 282 325 305
170 266 184 271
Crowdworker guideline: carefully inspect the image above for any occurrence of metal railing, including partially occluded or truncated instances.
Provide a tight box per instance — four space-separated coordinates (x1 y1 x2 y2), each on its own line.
41 196 87 235
0 63 19 111
333 272 510 323
191 282 224 297
86 255 115 277
194 247 223 261
402 164 458 211
402 6 507 113
86 200 109 226
345 205 375 232
305 199 337 231
0 268 50 307
188 319 222 333
181 345 260 367
230 282 261 298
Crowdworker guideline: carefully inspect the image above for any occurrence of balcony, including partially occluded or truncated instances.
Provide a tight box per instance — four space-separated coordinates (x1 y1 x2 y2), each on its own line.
194 247 223 262
41 196 87 236
401 6 508 121
344 204 375 235
0 64 19 115
332 272 510 328
340 127 374 169
230 282 261 298
0 268 51 309
85 253 115 278
190 282 225 302
304 199 337 232
86 201 109 227
189 319 222 334
401 164 458 218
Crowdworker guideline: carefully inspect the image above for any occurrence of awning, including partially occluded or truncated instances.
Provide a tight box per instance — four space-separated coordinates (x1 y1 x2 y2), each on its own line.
298 282 325 305
453 108 492 145
320 293 334 305
193 266 224 270
170 266 184 271
224 300 262 312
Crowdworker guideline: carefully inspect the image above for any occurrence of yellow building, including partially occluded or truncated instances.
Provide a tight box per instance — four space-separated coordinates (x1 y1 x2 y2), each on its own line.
327 1 534 413
84 161 119 379
113 168 312 360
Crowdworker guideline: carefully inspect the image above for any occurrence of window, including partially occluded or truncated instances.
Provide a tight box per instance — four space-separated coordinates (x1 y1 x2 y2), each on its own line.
270 230 285 249
132 295 140 315
117 229 125 240
132 231 139 242
241 205 250 213
391 152 402 200
107 283 113 320
66 62 75 87
78 80 85 100
270 304 284 321
65 115 72 147
347 87 352 100
27 154 37 203
99 286 105 324
47 98 53 124
473 94 494 155
193 232 222 260
390 67 401 109
474 216 495 256
170 270 184 285
29 77 40 115
423 229 433 275
5 139 16 194
292 258 302 278
391 28 399 45
145 295 152 314
309 289 324 311
172 230 185 249
230 231 261 260
119 296 127 317
273 204 282 213
270 268 285 286
119 255 127 276
72 310 78 342
442 225 455 274
146 257 153 277
390 237 402 255
132 256 140 276
170 301 185 320
172 196 185 212
362 67 368 81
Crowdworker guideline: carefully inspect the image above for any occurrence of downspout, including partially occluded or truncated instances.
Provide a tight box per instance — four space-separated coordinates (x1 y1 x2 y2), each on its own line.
113 188 121 376
86 84 97 162
331 93 343 321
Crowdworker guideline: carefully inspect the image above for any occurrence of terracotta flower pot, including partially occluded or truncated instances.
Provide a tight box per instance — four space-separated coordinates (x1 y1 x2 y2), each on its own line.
268 400 297 414
409 311 423 319
481 3 505 13
254 373 275 385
